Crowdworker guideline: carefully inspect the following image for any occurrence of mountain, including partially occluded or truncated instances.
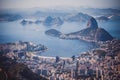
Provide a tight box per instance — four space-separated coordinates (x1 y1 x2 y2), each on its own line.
65 12 91 22
0 13 23 22
45 29 62 37
96 16 109 21
20 16 64 26
95 28 113 41
43 16 63 26
96 15 120 21
87 17 98 29
20 19 42 25
46 17 113 42
65 17 113 42
108 15 120 21
77 8 120 16
20 19 28 25
35 20 42 24
0 56 48 80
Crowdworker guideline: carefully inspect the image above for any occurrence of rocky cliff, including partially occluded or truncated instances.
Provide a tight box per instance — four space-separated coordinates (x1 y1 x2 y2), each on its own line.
66 17 113 41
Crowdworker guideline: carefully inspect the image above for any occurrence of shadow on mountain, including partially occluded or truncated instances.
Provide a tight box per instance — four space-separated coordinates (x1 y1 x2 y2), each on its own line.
0 56 48 80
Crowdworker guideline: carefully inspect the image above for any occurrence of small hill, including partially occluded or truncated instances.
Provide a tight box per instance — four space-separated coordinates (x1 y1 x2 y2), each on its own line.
43 16 63 26
45 29 62 37
96 16 109 21
0 56 48 80
65 12 91 22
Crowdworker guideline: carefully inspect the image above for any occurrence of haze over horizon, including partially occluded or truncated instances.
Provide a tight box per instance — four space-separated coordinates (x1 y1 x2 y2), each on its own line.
0 0 120 9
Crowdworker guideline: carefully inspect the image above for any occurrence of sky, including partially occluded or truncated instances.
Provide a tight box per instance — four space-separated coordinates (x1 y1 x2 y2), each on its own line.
0 0 120 9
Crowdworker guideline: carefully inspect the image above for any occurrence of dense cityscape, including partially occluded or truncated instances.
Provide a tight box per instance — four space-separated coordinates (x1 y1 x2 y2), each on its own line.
0 0 120 80
0 39 120 80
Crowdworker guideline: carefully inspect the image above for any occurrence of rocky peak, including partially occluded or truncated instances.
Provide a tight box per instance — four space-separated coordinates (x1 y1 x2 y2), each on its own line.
87 17 98 29
44 16 63 26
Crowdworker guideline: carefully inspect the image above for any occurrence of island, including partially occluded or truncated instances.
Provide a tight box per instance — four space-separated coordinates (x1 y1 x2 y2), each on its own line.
45 29 62 37
43 16 64 26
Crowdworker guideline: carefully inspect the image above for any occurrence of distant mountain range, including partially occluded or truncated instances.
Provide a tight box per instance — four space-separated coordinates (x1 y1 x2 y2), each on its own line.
96 16 109 21
0 13 22 22
77 8 120 16
43 16 64 26
20 16 64 26
20 19 42 25
45 17 113 42
1 7 120 17
64 12 92 22
20 12 92 26
0 7 120 26
96 15 120 21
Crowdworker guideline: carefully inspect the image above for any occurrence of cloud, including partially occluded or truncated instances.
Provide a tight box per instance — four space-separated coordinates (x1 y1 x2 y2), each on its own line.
0 0 120 9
